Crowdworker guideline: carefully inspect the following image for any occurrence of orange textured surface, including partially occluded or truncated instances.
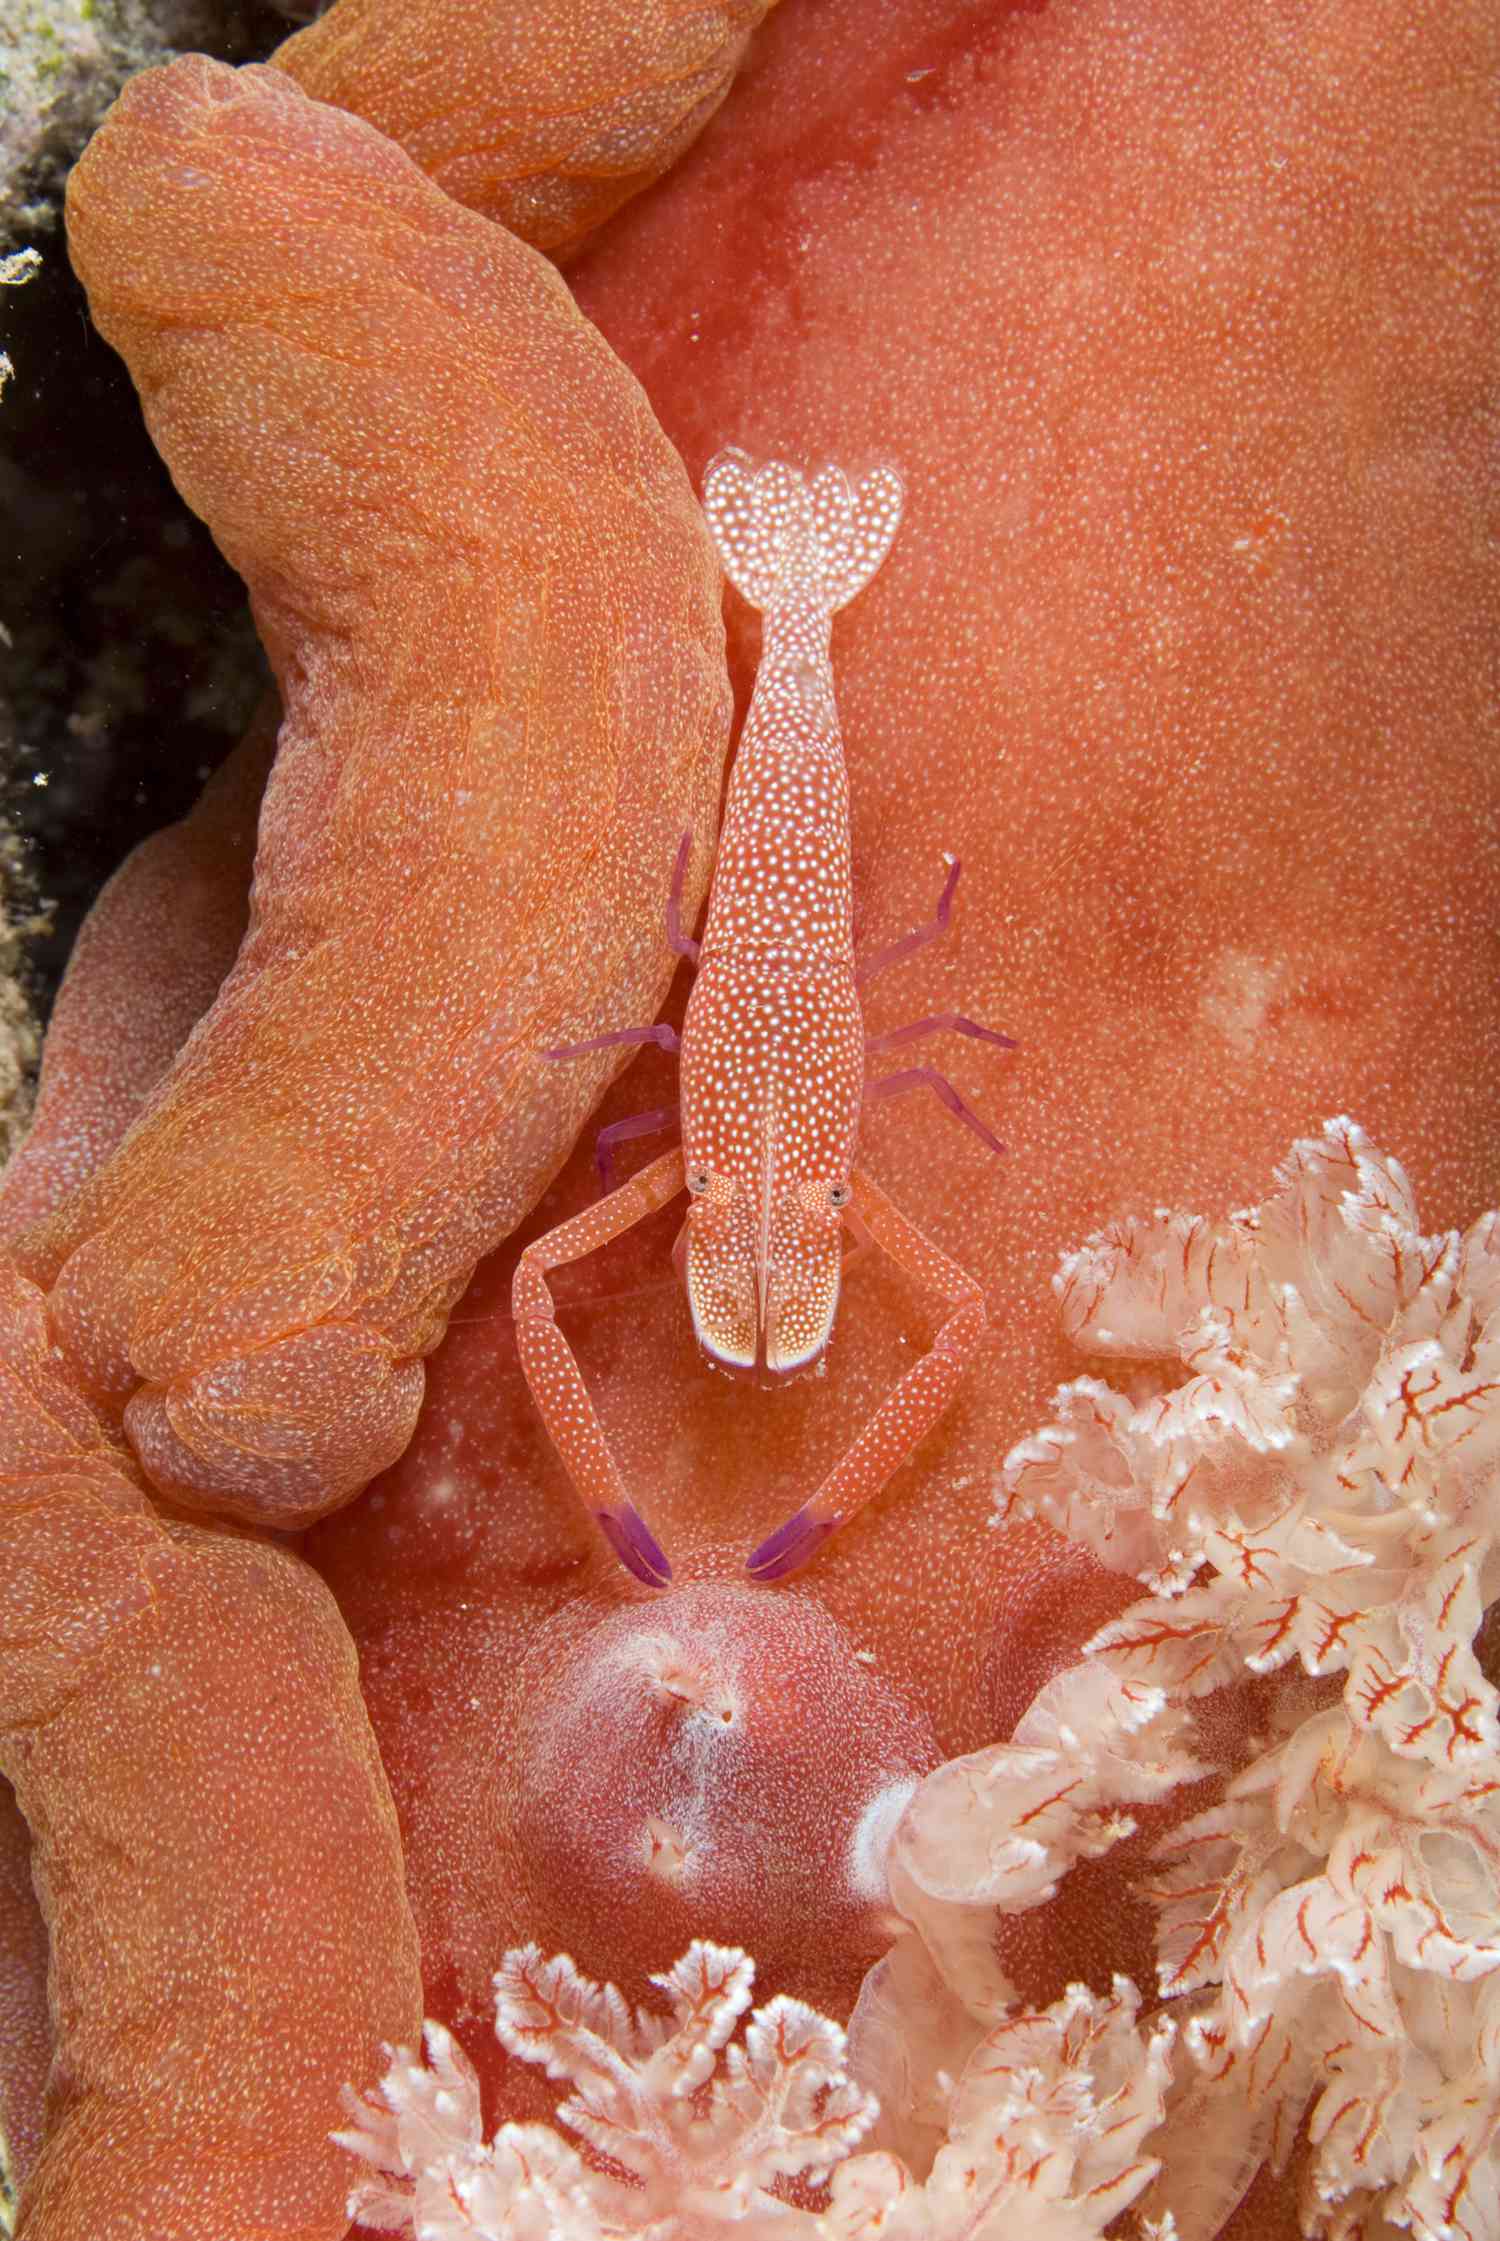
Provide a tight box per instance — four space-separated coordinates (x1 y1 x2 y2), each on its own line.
560 0 1500 1719
0 714 273 1244
306 0 1498 2121
35 56 728 1529
0 1783 48 2196
0 0 1494 2232
273 0 777 258
0 1259 420 2241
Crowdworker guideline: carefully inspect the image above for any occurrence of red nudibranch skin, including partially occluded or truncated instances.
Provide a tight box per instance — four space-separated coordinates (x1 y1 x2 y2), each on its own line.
0 1783 48 2196
2 1 1496 2235
272 0 778 259
0 1257 421 2241
0 713 275 1244
554 0 1500 1740
305 0 1499 2136
35 55 729 1530
0 39 735 2239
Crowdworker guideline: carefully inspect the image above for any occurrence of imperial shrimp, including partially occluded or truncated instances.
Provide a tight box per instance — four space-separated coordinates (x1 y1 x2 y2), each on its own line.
513 450 1013 1587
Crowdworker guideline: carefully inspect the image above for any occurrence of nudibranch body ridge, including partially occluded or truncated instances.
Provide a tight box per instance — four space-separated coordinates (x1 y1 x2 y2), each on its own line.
44 54 729 1533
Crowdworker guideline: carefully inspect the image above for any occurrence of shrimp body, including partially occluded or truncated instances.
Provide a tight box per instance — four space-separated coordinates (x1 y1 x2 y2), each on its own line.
514 450 1009 1588
678 454 897 1376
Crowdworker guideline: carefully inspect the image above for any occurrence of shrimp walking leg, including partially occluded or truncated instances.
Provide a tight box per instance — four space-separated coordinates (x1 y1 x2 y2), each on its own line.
513 1147 686 1585
747 1167 988 1581
863 1064 1006 1158
866 1012 1016 1054
856 855 962 987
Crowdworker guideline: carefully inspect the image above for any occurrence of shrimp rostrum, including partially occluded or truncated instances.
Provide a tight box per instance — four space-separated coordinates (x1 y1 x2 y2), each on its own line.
513 449 1013 1587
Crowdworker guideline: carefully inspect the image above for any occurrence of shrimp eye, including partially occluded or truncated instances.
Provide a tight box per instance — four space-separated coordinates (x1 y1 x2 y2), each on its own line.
687 1169 711 1197
829 1181 852 1209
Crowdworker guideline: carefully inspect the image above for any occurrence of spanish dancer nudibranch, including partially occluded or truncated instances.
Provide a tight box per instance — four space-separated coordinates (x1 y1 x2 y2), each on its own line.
0 0 1493 2234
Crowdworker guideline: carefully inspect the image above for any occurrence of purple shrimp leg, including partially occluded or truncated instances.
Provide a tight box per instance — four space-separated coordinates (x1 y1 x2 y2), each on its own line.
864 1065 1007 1157
666 828 701 963
540 833 704 1193
594 1107 679 1193
866 1014 1016 1055
856 853 961 987
542 1027 682 1194
543 824 700 1062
